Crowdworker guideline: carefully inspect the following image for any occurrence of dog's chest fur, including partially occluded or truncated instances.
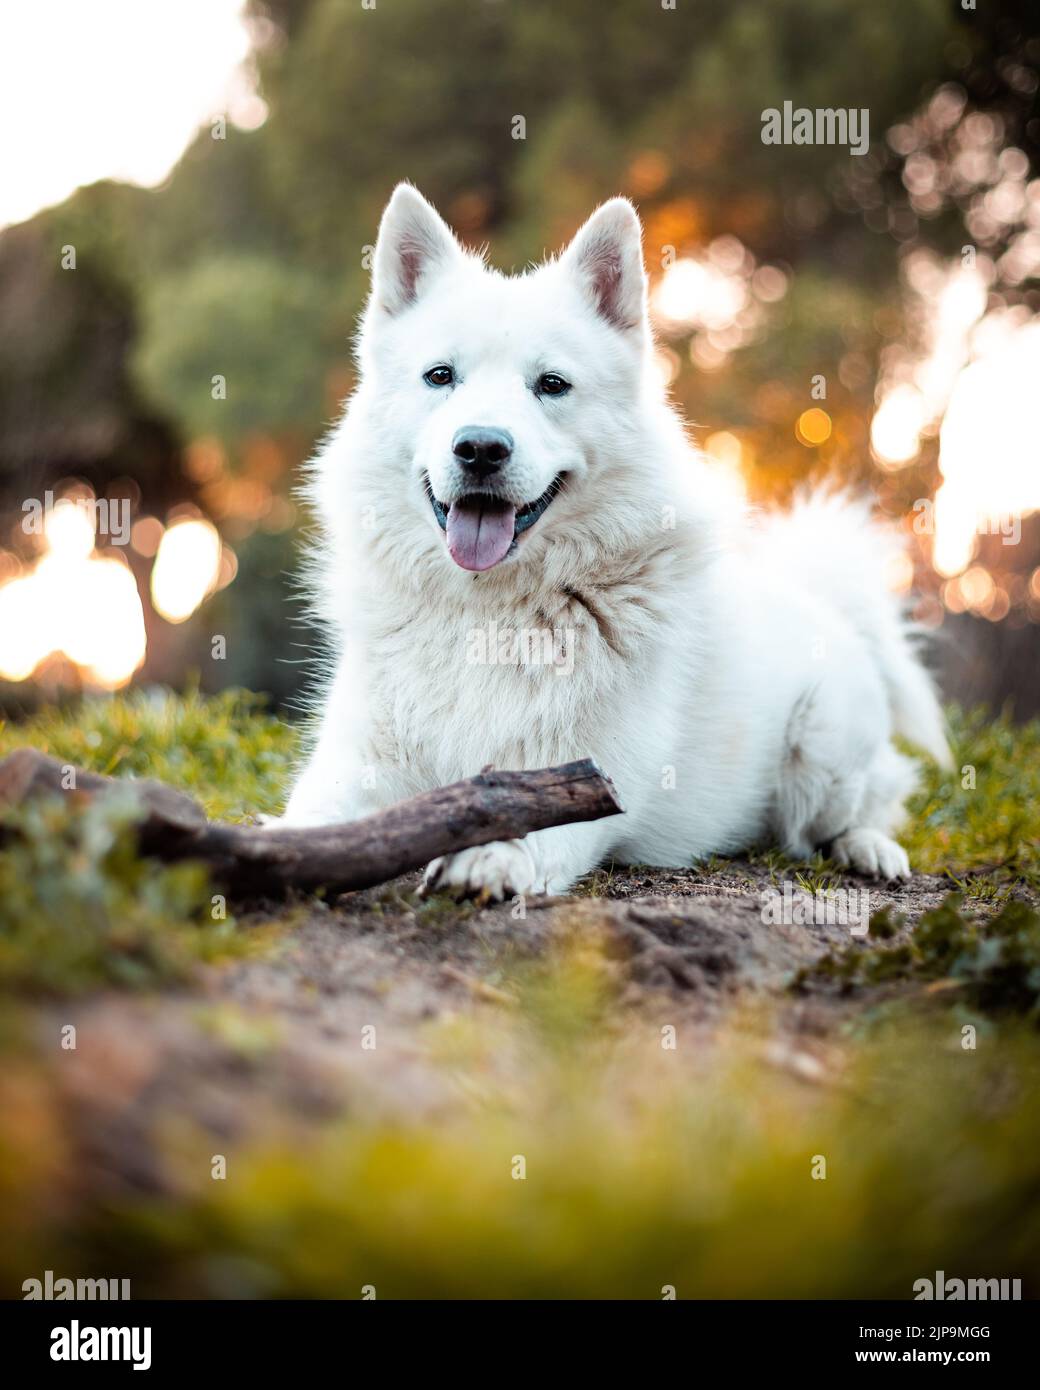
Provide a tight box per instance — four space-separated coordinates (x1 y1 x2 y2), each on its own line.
355 545 681 786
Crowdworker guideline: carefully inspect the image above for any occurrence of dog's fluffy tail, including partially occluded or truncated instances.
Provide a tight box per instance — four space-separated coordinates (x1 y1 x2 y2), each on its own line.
759 492 952 768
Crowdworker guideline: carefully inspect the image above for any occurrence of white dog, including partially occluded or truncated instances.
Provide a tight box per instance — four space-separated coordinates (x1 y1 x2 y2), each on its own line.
281 183 949 899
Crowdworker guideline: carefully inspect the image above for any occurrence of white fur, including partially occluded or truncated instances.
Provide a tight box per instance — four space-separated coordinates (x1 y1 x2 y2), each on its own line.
281 184 950 895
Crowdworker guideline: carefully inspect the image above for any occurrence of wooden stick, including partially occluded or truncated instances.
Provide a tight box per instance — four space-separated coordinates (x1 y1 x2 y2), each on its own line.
0 748 206 838
0 748 624 897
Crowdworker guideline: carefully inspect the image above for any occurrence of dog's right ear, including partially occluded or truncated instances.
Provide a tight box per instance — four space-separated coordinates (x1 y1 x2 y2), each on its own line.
371 184 463 317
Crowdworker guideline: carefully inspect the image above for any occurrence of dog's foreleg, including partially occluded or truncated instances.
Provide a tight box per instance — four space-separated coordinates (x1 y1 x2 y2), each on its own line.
277 656 393 827
278 722 384 828
277 751 373 827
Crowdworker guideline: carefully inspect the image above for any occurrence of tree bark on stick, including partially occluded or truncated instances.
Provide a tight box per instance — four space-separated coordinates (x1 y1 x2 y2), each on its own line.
0 748 623 897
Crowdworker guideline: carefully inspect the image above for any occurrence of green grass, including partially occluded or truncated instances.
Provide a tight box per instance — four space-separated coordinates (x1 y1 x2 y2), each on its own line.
0 685 298 821
745 845 847 893
903 705 1040 890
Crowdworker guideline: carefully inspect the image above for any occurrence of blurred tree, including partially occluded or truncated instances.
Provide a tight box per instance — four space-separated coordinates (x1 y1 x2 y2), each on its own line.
135 254 337 449
0 214 184 514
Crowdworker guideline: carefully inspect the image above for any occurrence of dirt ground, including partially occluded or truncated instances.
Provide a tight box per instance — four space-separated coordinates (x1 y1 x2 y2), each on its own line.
29 857 1006 1198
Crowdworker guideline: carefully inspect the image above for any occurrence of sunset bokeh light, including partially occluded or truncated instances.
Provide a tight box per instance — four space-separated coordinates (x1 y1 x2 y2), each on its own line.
0 500 145 688
0 497 231 688
151 518 223 624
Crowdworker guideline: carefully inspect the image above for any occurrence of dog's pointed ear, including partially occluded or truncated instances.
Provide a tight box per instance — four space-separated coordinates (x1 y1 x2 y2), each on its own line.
371 184 463 317
562 198 647 336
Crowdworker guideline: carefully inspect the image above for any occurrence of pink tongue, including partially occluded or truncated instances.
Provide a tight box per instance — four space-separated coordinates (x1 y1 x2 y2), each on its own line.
446 497 517 571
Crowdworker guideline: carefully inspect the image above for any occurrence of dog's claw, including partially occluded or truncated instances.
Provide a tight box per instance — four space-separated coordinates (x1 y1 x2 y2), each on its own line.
421 840 538 905
417 863 444 898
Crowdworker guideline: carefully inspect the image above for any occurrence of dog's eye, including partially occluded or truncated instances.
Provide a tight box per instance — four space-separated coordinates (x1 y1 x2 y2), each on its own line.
423 364 454 388
536 372 571 397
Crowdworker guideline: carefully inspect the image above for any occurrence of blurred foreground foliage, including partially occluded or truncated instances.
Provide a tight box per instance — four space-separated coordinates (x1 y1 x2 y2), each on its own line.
3 941 1040 1298
0 689 295 994
0 792 247 997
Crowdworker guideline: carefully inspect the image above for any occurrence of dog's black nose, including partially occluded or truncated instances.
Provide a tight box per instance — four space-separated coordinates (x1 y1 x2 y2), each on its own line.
452 426 514 478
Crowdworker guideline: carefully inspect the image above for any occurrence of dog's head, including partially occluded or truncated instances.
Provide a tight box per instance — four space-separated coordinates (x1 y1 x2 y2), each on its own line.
354 184 653 573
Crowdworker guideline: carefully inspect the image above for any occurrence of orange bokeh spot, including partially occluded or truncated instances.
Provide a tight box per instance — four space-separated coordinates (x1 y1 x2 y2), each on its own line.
796 408 832 447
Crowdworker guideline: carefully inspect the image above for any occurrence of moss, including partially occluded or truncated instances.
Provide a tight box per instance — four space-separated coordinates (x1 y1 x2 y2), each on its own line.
797 893 1040 1021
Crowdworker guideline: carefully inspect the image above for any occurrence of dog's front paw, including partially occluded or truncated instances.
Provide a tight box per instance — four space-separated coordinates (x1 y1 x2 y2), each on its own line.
832 828 911 881
421 839 538 903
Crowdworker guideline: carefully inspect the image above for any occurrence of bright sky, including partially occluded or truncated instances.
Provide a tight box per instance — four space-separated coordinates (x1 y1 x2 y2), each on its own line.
0 0 258 229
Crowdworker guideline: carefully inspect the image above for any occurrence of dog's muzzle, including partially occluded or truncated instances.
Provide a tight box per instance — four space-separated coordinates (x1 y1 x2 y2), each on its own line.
426 474 564 572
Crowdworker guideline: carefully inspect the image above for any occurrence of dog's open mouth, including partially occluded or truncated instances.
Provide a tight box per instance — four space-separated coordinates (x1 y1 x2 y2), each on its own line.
427 476 563 571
